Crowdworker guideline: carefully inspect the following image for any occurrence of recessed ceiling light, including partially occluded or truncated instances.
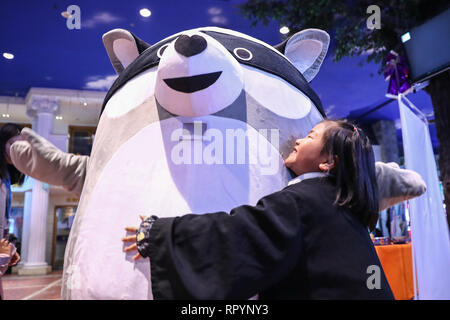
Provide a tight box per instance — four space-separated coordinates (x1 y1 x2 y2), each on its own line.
279 26 290 35
83 102 88 106
139 8 151 18
3 52 14 60
208 7 222 15
61 11 71 18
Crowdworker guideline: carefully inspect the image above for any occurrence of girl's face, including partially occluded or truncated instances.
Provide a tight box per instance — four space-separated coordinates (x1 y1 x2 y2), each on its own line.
284 122 332 176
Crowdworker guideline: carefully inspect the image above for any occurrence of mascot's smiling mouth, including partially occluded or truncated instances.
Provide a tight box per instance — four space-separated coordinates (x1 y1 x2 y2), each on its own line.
163 71 222 93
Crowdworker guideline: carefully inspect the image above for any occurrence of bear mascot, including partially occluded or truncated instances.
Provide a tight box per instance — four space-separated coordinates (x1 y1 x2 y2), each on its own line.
10 27 426 299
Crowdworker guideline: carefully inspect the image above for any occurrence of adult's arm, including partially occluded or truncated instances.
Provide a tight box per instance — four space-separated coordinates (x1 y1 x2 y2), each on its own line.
0 245 14 277
10 128 89 196
140 188 304 300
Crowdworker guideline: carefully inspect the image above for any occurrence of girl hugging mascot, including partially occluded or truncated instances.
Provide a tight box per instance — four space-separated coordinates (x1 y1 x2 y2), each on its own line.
10 27 425 299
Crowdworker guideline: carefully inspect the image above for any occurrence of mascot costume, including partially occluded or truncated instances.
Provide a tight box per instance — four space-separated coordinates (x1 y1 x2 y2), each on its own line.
10 27 426 299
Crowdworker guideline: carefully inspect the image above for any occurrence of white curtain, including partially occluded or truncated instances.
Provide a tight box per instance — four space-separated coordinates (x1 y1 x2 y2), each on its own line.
398 94 450 299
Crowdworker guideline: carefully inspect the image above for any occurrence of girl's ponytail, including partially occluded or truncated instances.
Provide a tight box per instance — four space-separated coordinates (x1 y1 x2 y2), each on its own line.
321 120 379 230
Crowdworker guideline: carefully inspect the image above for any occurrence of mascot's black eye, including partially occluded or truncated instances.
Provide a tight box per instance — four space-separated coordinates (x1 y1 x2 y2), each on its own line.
233 48 253 61
157 44 170 58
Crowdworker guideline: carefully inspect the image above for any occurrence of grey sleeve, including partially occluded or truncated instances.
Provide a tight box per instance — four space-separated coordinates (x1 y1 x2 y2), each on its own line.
375 161 427 211
10 128 89 196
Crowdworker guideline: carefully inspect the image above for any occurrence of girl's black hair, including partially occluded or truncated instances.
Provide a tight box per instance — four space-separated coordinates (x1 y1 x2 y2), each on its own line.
0 123 25 186
321 120 379 231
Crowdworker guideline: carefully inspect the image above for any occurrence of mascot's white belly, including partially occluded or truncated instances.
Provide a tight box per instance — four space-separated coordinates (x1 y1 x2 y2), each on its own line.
70 116 287 299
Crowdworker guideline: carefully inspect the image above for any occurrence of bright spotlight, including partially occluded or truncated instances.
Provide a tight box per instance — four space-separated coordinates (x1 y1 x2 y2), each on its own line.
279 26 290 35
140 8 151 18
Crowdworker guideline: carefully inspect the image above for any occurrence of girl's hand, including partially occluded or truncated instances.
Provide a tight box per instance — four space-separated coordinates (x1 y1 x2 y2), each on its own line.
0 238 13 256
122 216 146 261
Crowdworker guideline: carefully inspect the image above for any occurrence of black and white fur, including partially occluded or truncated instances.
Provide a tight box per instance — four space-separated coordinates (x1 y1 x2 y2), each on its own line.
61 27 330 300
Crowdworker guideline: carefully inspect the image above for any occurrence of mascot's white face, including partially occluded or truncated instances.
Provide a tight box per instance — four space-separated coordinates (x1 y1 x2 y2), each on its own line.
156 30 244 117
62 27 329 299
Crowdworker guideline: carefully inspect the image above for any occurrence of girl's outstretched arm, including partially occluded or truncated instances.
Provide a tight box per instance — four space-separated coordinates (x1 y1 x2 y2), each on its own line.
125 187 304 300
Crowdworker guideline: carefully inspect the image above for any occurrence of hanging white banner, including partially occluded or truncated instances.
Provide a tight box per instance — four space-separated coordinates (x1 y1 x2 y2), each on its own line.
398 94 450 299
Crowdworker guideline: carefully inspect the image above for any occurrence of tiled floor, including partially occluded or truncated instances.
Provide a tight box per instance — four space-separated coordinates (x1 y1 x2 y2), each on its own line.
3 270 62 300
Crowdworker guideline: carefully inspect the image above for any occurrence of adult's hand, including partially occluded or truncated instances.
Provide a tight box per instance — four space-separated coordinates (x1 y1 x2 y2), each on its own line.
0 239 13 256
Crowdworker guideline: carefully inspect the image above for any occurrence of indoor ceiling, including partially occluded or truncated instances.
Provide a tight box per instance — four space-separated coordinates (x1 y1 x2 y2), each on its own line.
0 0 438 151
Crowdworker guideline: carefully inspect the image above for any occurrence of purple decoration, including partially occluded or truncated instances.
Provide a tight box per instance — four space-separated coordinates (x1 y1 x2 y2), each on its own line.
384 51 411 95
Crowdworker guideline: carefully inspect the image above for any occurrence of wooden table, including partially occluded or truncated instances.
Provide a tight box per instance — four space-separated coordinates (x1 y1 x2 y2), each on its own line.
375 243 415 300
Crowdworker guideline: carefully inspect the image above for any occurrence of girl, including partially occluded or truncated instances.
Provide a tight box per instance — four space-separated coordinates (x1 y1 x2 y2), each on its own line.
122 119 394 299
0 123 24 299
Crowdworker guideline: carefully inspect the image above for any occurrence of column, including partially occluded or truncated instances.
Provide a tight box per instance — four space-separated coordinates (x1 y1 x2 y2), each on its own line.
18 97 59 275
372 120 400 164
18 188 32 265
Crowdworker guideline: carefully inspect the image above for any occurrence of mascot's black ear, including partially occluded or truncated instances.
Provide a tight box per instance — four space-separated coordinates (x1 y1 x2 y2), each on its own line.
275 28 329 82
102 29 150 74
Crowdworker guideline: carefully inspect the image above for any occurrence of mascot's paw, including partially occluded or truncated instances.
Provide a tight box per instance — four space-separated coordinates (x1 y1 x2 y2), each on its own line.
10 127 88 195
11 127 64 176
375 161 427 211
11 128 62 169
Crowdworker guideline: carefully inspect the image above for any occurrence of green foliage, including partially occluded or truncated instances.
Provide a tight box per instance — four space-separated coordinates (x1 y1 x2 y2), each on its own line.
240 0 449 70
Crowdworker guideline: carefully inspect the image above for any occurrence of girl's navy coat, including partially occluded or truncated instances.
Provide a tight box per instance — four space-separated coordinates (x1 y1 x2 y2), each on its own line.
144 177 394 300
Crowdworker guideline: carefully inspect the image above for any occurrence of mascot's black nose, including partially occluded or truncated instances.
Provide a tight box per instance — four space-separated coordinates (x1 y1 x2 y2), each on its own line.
174 35 207 57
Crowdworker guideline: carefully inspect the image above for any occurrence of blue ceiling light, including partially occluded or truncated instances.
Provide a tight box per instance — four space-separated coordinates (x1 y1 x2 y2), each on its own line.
279 26 290 34
2 52 14 60
208 7 222 15
139 8 151 18
61 11 71 19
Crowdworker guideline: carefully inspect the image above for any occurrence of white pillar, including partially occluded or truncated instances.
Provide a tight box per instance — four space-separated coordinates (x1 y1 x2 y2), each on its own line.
19 189 32 265
18 97 59 275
